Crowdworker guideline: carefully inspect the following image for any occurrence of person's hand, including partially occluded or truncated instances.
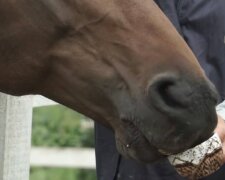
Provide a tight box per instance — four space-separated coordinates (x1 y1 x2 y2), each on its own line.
215 115 225 162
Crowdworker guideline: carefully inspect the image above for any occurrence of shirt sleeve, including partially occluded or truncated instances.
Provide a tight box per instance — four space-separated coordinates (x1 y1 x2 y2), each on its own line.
216 101 225 120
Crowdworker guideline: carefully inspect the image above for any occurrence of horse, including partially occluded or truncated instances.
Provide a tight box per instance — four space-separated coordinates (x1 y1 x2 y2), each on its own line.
0 0 218 162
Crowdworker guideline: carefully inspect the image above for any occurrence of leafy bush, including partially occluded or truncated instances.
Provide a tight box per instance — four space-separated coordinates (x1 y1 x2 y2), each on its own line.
31 105 96 180
32 105 94 147
30 168 96 180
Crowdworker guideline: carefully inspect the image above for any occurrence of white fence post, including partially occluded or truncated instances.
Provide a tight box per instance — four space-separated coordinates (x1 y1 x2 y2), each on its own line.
0 94 33 180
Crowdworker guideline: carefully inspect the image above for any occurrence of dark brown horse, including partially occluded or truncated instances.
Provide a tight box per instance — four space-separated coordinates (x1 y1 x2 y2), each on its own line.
0 0 218 162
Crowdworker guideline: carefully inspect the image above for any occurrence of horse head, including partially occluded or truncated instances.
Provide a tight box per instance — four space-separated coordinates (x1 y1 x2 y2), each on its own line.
0 0 218 162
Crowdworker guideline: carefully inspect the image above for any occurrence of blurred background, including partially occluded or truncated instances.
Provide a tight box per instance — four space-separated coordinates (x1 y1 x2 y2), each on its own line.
30 97 96 180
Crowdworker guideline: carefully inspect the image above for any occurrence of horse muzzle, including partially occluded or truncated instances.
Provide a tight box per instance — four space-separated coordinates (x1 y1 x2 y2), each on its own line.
143 73 218 154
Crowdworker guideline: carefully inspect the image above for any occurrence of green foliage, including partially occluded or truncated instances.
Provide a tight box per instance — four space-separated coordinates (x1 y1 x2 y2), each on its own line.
32 105 94 147
30 168 97 180
31 105 96 180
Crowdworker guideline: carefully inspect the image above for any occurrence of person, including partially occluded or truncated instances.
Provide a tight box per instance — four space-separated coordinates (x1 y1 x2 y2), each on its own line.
94 0 225 179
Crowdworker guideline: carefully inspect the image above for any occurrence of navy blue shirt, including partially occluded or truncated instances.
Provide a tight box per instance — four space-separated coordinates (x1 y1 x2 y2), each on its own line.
95 0 225 179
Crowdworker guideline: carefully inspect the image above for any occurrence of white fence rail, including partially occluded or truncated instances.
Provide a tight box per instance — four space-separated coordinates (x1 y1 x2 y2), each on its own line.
30 147 95 169
0 94 95 180
33 95 58 107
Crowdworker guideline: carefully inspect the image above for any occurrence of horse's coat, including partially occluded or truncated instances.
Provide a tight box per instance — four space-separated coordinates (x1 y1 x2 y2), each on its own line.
0 0 218 162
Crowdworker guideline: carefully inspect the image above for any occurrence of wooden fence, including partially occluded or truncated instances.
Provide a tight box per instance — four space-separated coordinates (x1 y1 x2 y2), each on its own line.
0 93 95 180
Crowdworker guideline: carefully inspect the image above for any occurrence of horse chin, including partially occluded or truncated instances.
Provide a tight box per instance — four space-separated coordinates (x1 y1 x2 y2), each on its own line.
114 117 199 162
116 138 166 163
114 128 166 163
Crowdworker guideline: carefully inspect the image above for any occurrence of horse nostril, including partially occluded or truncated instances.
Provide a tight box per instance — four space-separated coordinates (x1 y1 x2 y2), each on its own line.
156 79 183 108
148 74 192 111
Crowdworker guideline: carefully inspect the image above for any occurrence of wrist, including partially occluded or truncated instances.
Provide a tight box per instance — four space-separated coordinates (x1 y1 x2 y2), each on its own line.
216 100 225 121
215 115 225 143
